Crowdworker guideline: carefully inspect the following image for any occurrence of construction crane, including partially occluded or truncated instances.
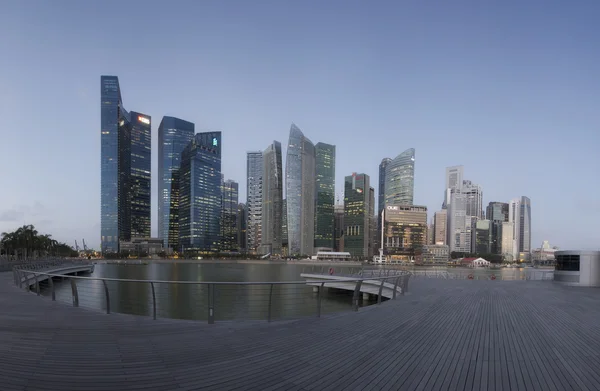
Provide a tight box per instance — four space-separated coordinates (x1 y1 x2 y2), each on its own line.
75 240 80 252
82 239 88 252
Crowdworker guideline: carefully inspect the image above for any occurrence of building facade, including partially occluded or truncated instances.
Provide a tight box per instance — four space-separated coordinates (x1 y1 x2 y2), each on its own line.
519 196 532 254
444 165 464 208
384 148 415 207
344 173 371 258
501 221 515 261
237 203 246 252
447 189 472 253
381 205 428 261
157 116 195 251
100 76 151 253
179 132 222 252
462 180 483 219
221 179 239 252
246 152 263 254
314 142 336 250
475 219 492 254
334 204 344 252
377 158 392 251
433 210 447 245
286 124 316 256
486 202 509 255
418 244 449 264
260 141 283 256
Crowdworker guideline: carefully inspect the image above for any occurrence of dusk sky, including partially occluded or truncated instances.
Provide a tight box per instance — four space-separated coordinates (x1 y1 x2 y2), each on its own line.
1 0 599 250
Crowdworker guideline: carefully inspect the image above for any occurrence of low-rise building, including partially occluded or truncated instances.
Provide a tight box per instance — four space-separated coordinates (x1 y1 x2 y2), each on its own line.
417 244 449 264
119 238 164 256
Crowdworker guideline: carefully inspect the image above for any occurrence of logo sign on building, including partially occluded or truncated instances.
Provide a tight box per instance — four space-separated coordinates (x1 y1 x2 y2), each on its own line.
387 206 399 211
138 116 150 125
212 137 218 146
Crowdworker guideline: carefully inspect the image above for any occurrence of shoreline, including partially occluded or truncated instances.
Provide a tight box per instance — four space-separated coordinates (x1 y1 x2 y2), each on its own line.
96 258 365 266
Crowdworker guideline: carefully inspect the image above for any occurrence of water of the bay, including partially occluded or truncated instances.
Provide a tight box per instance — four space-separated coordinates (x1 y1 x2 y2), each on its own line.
43 262 550 322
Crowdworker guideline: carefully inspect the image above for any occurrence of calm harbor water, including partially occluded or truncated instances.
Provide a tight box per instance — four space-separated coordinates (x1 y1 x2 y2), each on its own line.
42 262 550 321
43 262 376 321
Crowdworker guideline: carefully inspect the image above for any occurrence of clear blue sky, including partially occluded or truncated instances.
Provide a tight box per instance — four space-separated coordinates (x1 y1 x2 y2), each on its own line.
1 0 599 250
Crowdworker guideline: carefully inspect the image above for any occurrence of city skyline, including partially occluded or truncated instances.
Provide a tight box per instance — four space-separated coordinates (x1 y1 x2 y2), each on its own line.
2 1 599 250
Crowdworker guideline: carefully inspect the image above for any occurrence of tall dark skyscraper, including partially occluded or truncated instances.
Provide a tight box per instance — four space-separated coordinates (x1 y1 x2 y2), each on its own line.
344 173 371 258
486 201 509 254
158 116 195 251
221 179 239 252
179 132 222 252
314 142 336 250
261 141 283 256
519 196 532 253
246 151 263 254
100 76 151 253
100 76 121 253
236 203 247 252
377 158 391 251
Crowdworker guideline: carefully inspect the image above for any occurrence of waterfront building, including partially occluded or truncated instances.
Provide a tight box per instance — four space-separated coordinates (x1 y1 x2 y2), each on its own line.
462 180 483 219
344 173 371 258
554 251 600 286
443 165 464 208
377 158 392 250
246 152 263 254
334 204 344 252
369 187 376 258
236 203 246 252
509 196 531 259
314 142 336 250
384 148 415 207
119 237 163 256
381 205 428 261
282 199 288 256
221 179 239 252
486 202 509 255
286 124 316 256
501 221 515 261
433 210 447 245
447 189 473 253
260 141 283 256
100 76 152 253
531 241 558 263
157 116 195 251
179 132 222 252
427 222 435 245
418 244 449 264
475 219 492 254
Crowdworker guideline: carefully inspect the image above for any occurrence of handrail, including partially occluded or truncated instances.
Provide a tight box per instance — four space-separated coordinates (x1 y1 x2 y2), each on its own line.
13 267 412 324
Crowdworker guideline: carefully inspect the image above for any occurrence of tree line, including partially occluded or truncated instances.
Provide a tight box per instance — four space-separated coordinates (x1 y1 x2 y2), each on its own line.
0 225 78 260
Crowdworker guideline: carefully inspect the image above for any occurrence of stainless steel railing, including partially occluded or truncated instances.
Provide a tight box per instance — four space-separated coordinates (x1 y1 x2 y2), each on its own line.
12 268 411 324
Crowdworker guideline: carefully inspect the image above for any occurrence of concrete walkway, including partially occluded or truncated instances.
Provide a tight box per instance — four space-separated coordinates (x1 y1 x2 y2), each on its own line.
1 272 600 390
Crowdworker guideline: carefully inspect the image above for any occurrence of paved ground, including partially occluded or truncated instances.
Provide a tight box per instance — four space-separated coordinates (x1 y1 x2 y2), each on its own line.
1 272 600 391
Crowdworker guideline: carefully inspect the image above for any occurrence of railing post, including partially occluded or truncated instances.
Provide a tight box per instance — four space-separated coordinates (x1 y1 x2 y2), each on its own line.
102 280 110 314
150 282 156 320
70 279 79 307
208 284 215 324
35 273 40 296
352 280 363 311
267 283 274 322
393 276 401 299
48 276 55 301
317 282 324 318
403 275 410 295
377 279 385 304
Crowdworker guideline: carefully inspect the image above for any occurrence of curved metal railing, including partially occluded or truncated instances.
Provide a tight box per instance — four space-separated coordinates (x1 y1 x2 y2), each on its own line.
12 268 411 324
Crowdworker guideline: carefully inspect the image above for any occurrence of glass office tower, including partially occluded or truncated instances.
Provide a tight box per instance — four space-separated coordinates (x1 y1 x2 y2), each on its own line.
286 124 316 256
260 141 283 256
384 148 415 207
158 116 195 250
100 76 151 252
344 173 371 258
100 76 122 253
179 132 222 252
246 152 263 254
314 142 336 250
221 179 239 252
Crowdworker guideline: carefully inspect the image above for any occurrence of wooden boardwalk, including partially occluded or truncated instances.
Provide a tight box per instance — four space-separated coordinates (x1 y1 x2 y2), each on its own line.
1 273 600 390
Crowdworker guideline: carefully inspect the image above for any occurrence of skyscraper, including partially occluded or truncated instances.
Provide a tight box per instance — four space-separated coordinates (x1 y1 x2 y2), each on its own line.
444 165 464 208
384 148 415 207
179 132 222 252
462 180 483 219
381 205 428 261
221 179 239 252
237 203 247 252
519 196 532 254
377 158 392 250
475 220 492 254
344 173 371 258
314 142 336 250
509 198 521 259
286 124 316 256
261 141 283 256
447 189 472 253
368 186 376 258
246 151 263 254
100 76 121 253
100 76 151 253
486 202 509 255
334 204 344 252
157 116 195 251
433 210 447 245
